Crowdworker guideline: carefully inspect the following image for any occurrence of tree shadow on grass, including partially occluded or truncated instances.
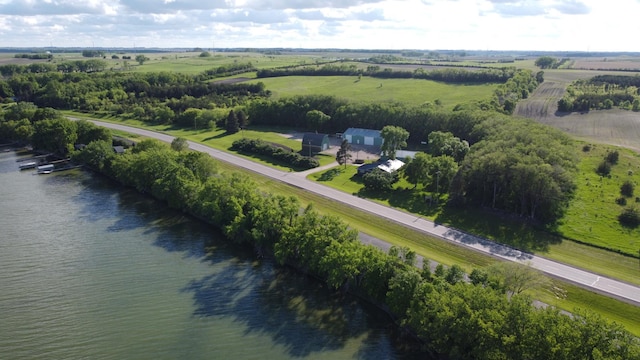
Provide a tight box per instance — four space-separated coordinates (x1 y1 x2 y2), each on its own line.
317 168 343 182
356 186 442 218
435 205 563 253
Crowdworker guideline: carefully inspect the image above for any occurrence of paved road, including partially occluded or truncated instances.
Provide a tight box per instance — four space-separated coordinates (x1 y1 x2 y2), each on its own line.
91 121 640 306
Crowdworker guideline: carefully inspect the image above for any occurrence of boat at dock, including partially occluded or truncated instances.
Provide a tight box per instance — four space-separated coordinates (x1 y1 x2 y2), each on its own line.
37 164 54 174
19 161 38 170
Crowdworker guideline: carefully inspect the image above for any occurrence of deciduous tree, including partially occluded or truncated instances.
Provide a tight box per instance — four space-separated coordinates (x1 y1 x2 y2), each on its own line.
380 125 409 160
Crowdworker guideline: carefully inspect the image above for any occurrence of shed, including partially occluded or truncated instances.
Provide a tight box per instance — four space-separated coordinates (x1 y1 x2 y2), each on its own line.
343 128 383 146
357 158 405 175
302 133 330 155
113 146 125 154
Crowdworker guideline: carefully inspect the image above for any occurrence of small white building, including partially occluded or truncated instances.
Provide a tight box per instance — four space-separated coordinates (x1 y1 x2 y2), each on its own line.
357 158 405 175
377 158 405 173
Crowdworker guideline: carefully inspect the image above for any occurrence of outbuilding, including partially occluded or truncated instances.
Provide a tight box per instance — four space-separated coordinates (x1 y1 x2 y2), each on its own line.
301 133 330 155
343 128 383 146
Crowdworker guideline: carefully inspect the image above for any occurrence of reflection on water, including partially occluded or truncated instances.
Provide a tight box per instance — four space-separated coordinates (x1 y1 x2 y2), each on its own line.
0 150 426 360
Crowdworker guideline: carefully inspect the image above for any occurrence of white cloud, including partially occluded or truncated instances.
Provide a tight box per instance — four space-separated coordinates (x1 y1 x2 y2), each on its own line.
0 0 637 51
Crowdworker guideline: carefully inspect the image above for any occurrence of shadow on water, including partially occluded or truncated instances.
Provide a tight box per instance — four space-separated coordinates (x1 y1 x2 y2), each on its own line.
180 262 426 359
65 168 428 359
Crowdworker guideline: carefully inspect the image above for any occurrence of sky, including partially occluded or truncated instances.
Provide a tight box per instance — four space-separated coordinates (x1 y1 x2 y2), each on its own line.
0 0 638 52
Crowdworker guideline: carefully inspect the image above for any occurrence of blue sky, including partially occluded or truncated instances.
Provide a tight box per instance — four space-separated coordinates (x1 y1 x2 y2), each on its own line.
0 0 637 52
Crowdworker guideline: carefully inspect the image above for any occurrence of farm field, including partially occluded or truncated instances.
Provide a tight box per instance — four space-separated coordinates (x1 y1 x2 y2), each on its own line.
516 68 640 152
248 75 498 108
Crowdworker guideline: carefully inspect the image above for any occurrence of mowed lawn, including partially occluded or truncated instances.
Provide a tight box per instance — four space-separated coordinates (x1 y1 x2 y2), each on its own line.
248 76 499 109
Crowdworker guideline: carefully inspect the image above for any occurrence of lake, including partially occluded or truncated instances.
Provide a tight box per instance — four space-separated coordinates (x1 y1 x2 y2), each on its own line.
0 149 426 360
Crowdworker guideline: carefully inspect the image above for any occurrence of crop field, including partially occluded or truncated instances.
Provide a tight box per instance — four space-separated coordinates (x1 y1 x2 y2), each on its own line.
248 75 498 108
516 69 640 152
570 57 640 71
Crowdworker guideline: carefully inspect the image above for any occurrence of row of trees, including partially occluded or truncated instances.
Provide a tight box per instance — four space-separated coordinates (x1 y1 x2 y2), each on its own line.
14 53 53 60
0 60 109 77
231 138 319 170
558 76 640 112
245 95 502 143
257 63 518 84
66 138 639 359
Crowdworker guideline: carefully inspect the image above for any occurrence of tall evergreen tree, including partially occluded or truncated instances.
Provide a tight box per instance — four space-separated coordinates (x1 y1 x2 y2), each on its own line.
226 110 240 134
336 139 351 168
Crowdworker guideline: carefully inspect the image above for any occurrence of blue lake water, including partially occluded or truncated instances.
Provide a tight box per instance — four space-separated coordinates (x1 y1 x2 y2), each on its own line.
0 150 425 359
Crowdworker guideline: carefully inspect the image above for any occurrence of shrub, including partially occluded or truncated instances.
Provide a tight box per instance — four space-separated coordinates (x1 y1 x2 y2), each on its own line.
618 207 640 228
615 197 627 206
231 138 318 169
362 168 398 191
582 144 592 152
606 150 619 164
621 180 635 197
596 161 611 176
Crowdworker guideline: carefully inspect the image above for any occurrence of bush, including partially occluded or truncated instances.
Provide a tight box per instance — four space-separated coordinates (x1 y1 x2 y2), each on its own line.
582 144 592 152
362 168 398 191
621 180 635 197
606 150 619 164
618 207 640 228
231 138 319 169
596 161 611 176
616 197 627 206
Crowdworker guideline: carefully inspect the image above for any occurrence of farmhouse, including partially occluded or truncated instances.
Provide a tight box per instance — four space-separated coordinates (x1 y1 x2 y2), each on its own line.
343 128 383 146
301 133 330 155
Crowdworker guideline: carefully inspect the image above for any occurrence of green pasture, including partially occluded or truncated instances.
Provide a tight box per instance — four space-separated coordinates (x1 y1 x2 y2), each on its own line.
247 76 498 109
127 52 327 74
558 143 640 257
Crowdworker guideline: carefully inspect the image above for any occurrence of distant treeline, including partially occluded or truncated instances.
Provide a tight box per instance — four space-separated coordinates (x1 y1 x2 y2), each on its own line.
0 59 108 77
14 53 53 60
198 62 256 80
257 63 516 84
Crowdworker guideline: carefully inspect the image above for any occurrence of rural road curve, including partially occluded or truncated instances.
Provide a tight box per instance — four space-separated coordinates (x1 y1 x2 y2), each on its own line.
91 121 640 306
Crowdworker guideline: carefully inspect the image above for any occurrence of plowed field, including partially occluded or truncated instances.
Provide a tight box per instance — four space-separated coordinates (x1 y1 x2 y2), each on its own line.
515 69 640 152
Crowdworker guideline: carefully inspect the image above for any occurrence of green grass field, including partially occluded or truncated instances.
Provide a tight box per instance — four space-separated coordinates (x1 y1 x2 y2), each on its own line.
247 75 498 109
558 143 640 256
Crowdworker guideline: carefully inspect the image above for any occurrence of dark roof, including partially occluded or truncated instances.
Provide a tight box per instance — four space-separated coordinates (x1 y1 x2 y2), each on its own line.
344 128 381 138
302 133 328 146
